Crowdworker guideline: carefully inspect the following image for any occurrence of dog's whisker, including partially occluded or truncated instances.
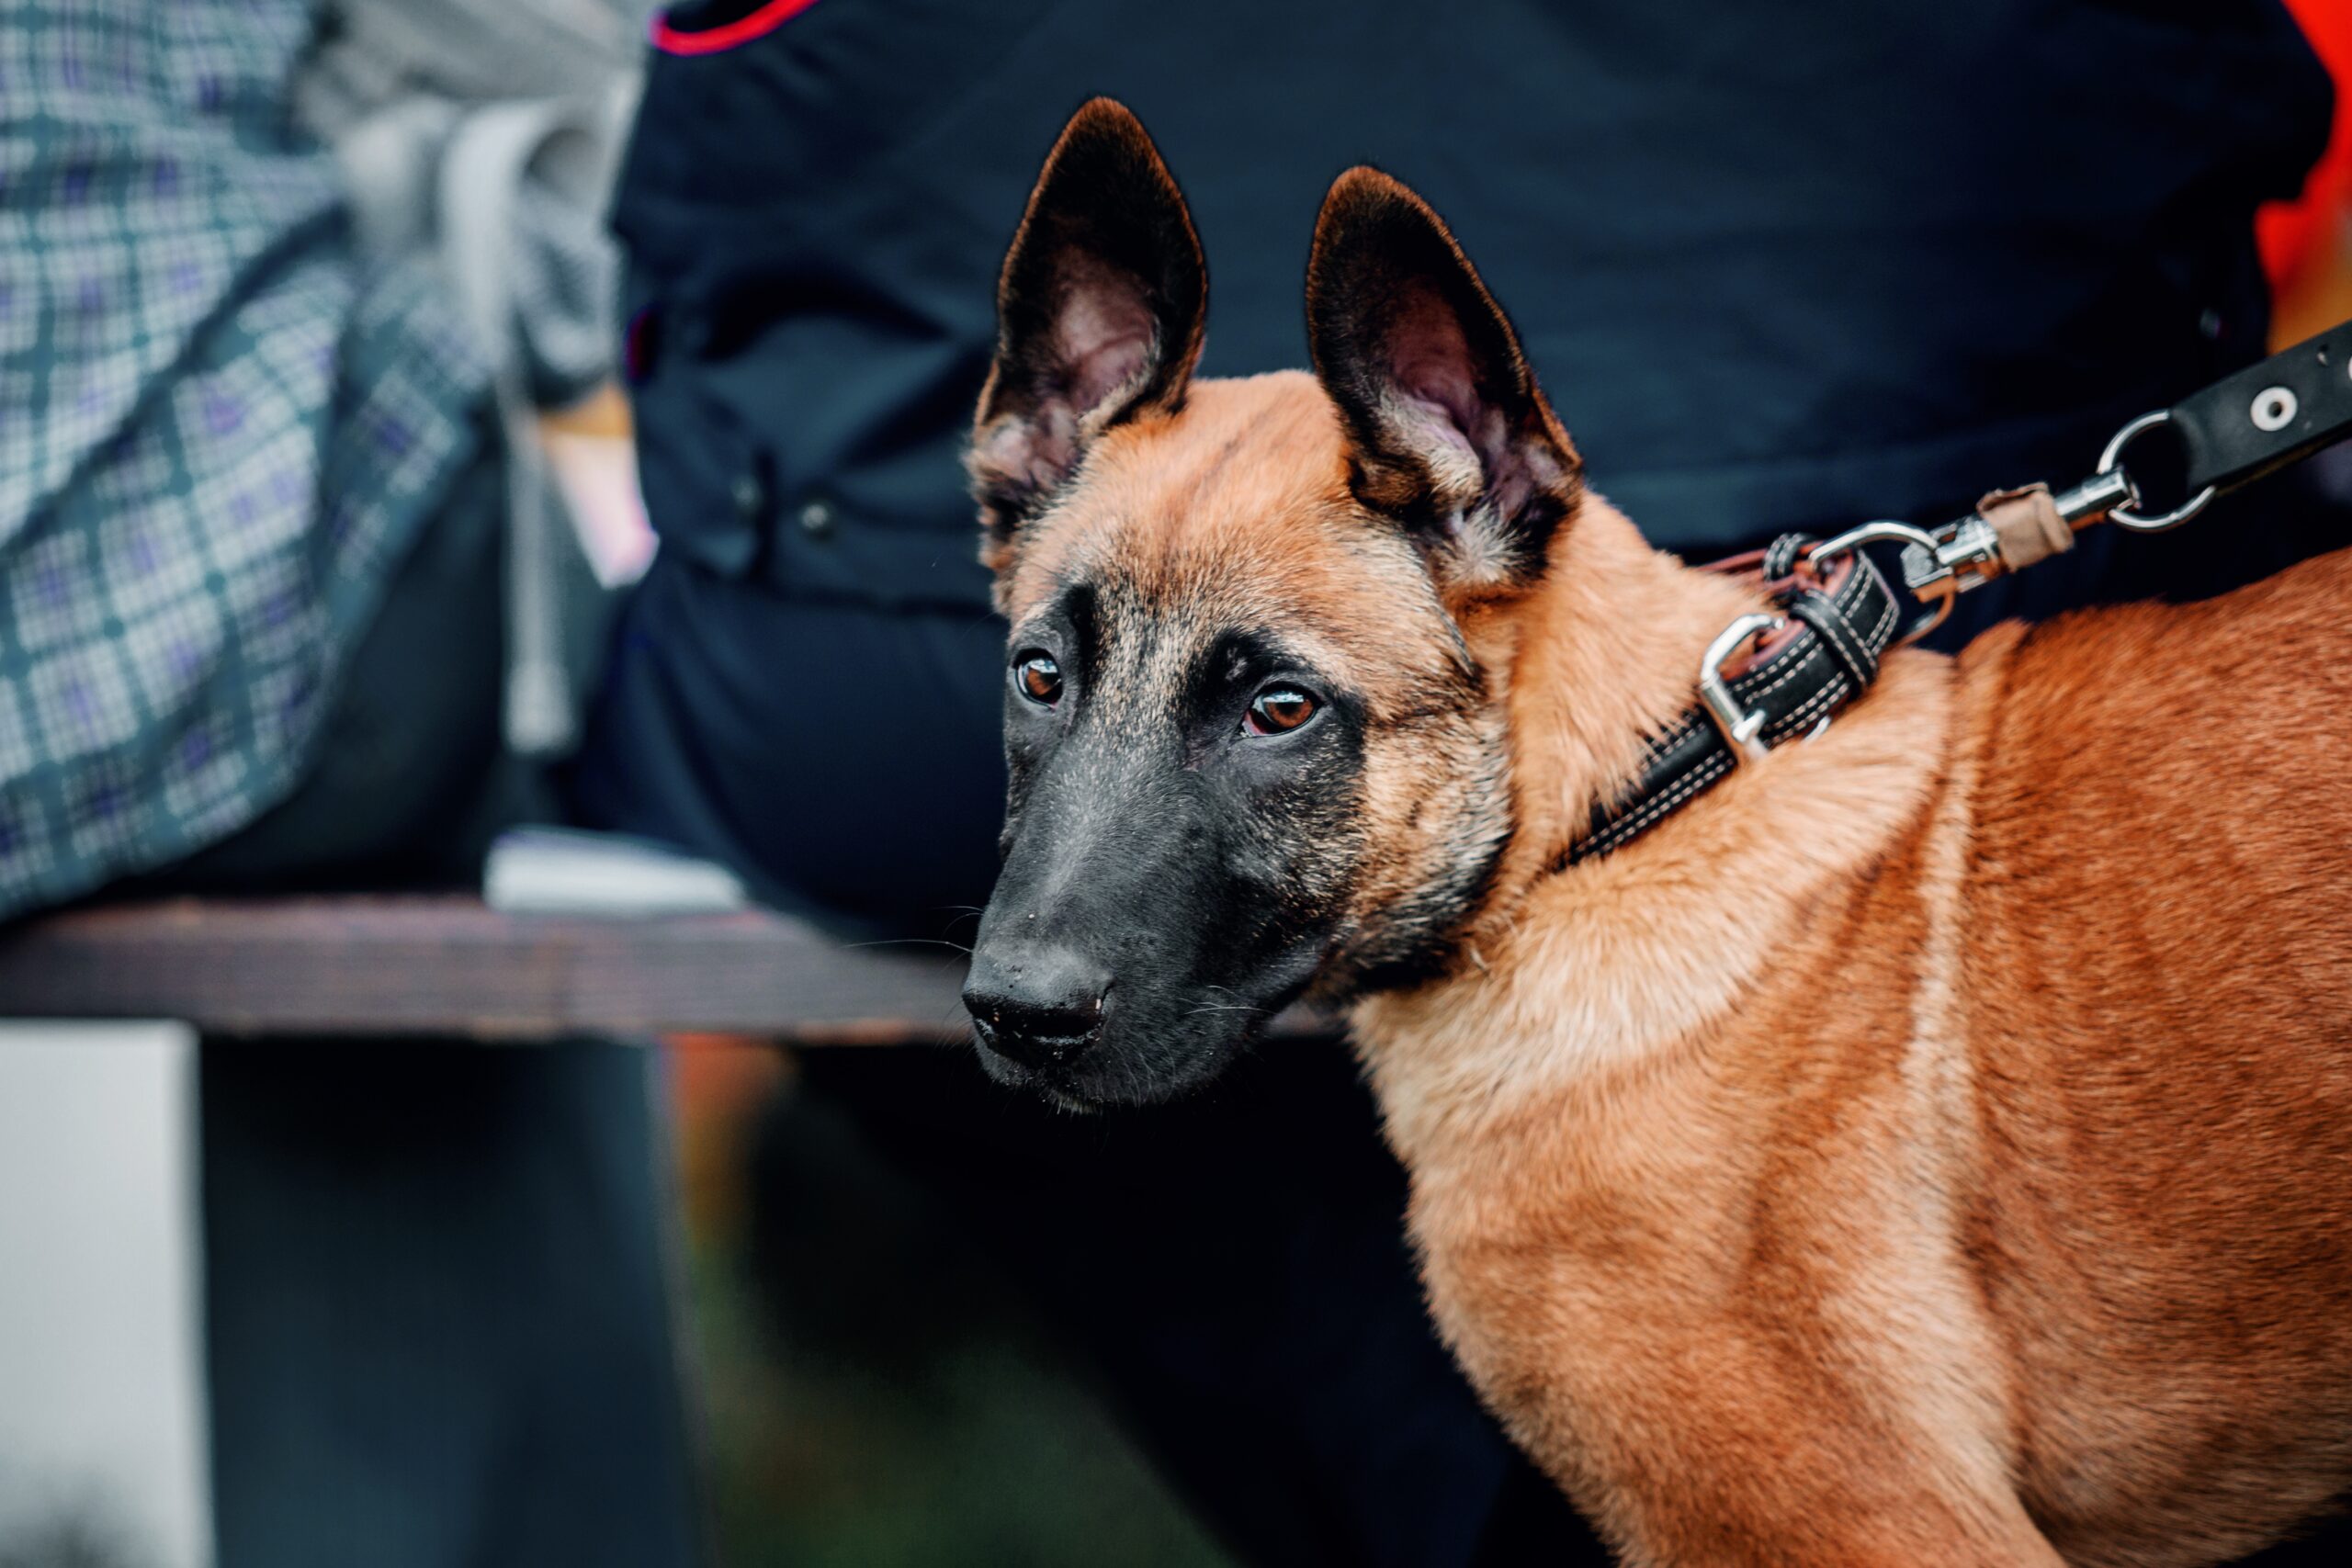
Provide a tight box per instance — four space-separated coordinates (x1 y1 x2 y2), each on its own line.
844 936 975 955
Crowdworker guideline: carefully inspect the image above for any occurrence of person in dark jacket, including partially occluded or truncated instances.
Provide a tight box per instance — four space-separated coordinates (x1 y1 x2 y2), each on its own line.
573 3 2350 1562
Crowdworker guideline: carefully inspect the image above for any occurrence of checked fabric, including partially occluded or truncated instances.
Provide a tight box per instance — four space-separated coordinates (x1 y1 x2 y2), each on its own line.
0 0 487 918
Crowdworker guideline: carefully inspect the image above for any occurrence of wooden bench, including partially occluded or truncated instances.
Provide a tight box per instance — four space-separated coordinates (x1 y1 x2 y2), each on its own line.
0 896 973 1043
0 894 1333 1043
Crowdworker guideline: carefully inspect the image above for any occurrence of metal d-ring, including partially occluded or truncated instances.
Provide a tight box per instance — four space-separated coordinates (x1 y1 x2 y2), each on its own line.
2098 410 2216 532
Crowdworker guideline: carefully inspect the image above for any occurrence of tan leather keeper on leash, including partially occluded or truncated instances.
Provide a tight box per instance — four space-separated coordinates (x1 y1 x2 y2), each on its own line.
1977 480 2075 572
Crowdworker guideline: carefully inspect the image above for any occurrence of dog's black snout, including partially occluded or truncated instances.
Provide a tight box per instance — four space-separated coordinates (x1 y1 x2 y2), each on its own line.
963 947 1109 1070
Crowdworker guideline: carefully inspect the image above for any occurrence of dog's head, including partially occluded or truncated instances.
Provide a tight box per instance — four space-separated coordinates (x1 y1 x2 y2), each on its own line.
962 100 1582 1106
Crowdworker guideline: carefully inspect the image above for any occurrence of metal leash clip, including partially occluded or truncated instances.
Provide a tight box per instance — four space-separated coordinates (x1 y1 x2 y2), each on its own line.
1802 521 1955 643
1799 436 2149 642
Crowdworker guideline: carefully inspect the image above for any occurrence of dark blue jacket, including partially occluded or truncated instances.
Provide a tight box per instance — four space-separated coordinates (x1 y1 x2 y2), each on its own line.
614 0 2327 615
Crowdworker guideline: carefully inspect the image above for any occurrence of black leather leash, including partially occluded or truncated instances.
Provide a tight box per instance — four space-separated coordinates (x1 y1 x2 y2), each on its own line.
2170 318 2352 509
1574 319 2352 863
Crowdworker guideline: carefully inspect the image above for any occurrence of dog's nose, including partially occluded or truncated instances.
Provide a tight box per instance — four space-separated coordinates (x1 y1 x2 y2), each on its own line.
963 948 1109 1070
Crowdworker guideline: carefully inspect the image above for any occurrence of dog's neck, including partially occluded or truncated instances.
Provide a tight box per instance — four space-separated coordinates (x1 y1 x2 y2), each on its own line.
1473 500 1768 885
1350 499 1954 1164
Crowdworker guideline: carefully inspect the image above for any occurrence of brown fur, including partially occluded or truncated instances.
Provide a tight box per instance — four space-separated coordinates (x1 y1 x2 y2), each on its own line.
978 104 2352 1565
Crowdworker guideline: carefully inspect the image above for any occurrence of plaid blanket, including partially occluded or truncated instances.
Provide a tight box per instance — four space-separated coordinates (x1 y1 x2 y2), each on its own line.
0 0 486 917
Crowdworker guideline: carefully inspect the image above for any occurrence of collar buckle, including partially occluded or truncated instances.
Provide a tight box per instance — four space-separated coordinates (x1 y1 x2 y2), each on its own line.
1696 613 1787 765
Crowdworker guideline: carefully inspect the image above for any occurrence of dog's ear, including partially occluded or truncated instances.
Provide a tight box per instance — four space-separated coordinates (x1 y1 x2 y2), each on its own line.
969 99 1207 582
1307 167 1581 600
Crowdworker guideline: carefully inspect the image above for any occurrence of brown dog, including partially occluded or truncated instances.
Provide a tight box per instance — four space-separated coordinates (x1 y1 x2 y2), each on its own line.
958 99 2352 1565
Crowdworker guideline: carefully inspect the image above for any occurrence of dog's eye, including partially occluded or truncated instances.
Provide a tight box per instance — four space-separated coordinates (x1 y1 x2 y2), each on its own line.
1013 651 1062 705
1244 685 1318 736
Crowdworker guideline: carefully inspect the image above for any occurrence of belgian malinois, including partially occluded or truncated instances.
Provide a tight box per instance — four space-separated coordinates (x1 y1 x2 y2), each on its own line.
959 99 2352 1566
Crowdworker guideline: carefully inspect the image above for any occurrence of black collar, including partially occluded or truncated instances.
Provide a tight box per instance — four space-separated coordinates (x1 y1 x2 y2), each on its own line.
1569 542 1908 863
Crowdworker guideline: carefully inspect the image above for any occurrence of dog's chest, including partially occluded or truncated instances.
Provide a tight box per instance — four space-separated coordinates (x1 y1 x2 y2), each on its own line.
1366 880 2039 1528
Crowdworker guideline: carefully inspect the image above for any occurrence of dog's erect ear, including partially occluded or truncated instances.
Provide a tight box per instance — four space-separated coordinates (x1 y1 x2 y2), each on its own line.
1307 167 1581 599
969 99 1207 580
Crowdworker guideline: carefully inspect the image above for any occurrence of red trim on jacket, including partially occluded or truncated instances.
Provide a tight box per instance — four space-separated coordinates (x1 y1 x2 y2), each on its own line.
650 0 825 57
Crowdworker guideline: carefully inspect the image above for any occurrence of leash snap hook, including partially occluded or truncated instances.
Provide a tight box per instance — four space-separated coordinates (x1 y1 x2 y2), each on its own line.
2097 409 2216 532
1804 519 1946 577
1804 520 1958 645
1698 613 1787 765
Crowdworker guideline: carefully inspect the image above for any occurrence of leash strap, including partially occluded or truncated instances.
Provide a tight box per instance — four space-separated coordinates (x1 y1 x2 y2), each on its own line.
1572 550 1906 863
1907 320 2352 604
1573 316 2352 864
2176 320 2352 502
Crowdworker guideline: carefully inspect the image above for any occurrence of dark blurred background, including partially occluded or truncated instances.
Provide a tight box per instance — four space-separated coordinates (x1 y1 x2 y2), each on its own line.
673 1038 1235 1568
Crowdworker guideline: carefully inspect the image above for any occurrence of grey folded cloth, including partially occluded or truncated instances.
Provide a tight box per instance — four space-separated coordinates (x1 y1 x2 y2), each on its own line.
294 0 660 755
